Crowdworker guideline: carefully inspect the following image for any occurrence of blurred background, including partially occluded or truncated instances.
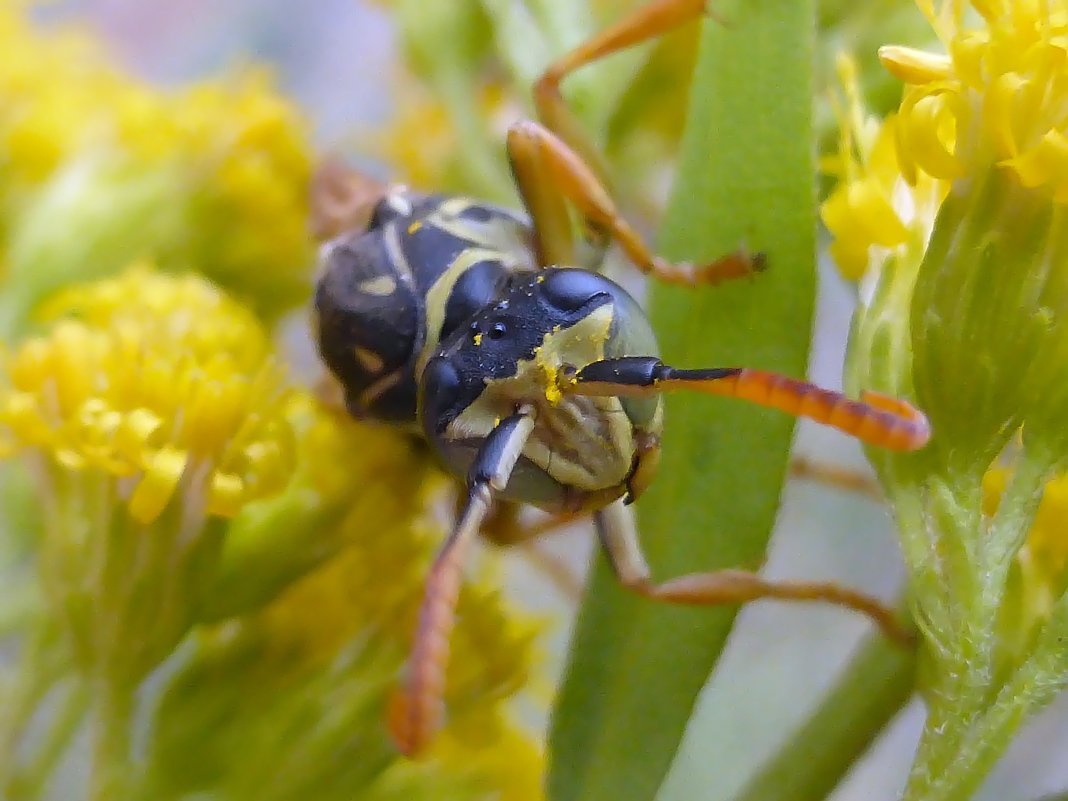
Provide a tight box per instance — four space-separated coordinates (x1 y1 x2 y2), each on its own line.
17 1 1068 798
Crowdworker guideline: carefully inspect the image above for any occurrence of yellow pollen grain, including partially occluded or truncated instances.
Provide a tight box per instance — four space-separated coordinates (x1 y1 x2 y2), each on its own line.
407 220 423 234
474 332 484 346
533 345 563 406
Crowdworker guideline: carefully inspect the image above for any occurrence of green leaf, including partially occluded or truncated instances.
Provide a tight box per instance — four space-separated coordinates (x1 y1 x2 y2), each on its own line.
548 2 817 800
732 632 917 801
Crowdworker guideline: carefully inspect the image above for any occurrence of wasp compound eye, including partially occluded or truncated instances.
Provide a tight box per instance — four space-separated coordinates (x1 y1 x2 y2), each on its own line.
421 356 466 435
538 268 611 313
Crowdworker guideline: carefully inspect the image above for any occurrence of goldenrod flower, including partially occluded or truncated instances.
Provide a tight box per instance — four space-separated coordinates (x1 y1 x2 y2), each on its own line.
143 482 544 801
881 0 1068 198
823 3 1068 798
0 268 305 800
373 74 515 194
0 7 313 325
984 467 1068 657
0 268 294 679
821 56 948 282
823 56 947 410
0 8 551 799
2 266 293 522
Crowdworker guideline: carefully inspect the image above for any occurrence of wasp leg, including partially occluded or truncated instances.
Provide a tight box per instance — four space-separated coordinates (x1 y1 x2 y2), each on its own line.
390 408 536 757
534 0 713 188
309 156 392 240
789 457 884 502
507 120 761 284
595 501 914 645
561 356 932 452
480 501 584 547
481 502 586 601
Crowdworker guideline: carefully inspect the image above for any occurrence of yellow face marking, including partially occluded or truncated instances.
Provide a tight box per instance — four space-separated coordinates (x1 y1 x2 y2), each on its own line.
357 274 398 297
473 332 484 346
353 346 385 374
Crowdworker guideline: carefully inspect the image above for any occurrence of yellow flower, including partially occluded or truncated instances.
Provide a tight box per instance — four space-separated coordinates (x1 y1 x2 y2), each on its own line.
145 458 545 800
881 0 1068 200
371 70 516 195
0 266 293 522
984 467 1068 620
0 6 313 320
821 55 948 281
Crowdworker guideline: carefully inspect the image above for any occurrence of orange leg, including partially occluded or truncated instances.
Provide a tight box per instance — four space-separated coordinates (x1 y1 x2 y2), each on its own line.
594 501 914 646
478 501 586 601
789 457 884 502
390 409 535 757
533 0 714 187
507 120 763 284
560 357 932 452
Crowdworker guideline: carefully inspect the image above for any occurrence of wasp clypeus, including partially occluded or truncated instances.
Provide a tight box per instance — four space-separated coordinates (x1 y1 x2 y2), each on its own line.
312 0 930 757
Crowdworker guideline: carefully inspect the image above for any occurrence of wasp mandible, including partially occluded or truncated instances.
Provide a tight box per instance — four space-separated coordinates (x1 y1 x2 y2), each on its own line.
312 0 930 757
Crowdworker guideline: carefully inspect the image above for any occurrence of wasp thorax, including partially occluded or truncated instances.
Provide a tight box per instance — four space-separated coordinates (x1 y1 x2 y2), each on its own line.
315 228 421 423
421 268 663 513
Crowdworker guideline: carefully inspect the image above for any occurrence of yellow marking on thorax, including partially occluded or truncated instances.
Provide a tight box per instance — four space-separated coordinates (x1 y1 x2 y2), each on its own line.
407 220 423 235
410 199 537 380
356 274 398 297
383 222 415 285
427 199 537 264
356 368 405 409
416 246 508 377
353 346 385 373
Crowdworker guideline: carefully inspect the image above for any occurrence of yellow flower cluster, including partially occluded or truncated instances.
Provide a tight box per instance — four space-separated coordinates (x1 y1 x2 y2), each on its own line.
143 397 545 799
881 0 1068 200
250 395 543 735
371 70 515 196
0 7 549 798
263 404 545 797
821 55 948 280
255 524 544 756
0 267 293 522
0 6 312 316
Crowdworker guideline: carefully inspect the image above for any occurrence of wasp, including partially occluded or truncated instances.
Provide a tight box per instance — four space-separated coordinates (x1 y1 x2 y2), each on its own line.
312 0 930 757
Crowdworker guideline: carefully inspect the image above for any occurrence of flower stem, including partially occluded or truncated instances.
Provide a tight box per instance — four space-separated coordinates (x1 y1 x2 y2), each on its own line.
14 680 89 800
90 678 134 801
732 630 917 801
904 486 1068 801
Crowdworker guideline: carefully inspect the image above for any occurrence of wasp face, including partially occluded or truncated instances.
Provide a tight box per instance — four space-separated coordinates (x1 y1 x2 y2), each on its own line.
421 268 662 511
